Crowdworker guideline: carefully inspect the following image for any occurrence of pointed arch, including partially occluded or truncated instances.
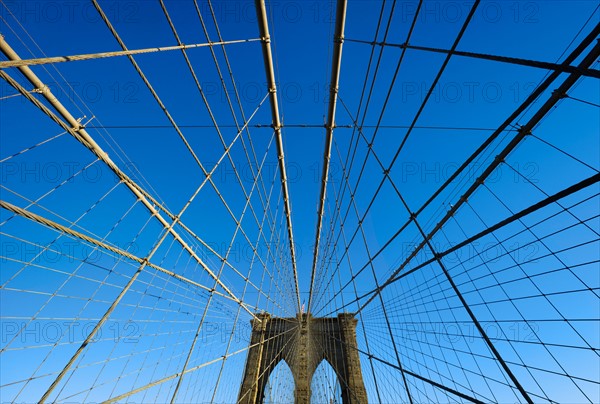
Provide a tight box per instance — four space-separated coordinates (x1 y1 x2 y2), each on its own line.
263 359 295 404
311 359 343 404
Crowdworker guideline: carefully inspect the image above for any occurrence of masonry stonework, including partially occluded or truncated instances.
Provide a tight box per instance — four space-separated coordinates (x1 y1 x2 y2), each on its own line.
238 313 368 404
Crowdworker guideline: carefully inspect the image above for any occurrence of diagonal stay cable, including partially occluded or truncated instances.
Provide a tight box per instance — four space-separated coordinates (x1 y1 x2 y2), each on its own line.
0 38 260 68
344 38 600 79
317 135 494 401
0 199 256 309
195 0 287 285
389 177 535 402
355 37 600 315
157 1 295 311
200 0 275 222
0 41 254 316
328 330 486 404
37 162 238 402
90 1 278 278
207 155 284 402
168 129 289 402
314 0 423 310
91 0 295 312
101 323 299 403
319 22 600 309
315 0 476 311
0 69 263 312
319 0 401 272
328 172 600 315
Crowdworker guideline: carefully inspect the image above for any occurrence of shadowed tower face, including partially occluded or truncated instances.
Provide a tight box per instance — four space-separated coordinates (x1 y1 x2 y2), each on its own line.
238 313 368 404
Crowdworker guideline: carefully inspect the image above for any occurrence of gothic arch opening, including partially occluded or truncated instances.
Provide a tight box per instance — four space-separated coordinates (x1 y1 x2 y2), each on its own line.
238 313 367 403
310 359 342 404
263 360 295 404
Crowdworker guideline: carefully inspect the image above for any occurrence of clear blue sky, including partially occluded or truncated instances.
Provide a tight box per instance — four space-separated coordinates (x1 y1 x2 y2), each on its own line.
1 1 599 403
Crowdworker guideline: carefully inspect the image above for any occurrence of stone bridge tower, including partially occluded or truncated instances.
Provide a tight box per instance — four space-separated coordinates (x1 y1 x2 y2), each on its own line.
238 313 368 403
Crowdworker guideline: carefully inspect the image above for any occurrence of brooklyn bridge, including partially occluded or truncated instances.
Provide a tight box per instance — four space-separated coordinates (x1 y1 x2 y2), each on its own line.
0 0 599 402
